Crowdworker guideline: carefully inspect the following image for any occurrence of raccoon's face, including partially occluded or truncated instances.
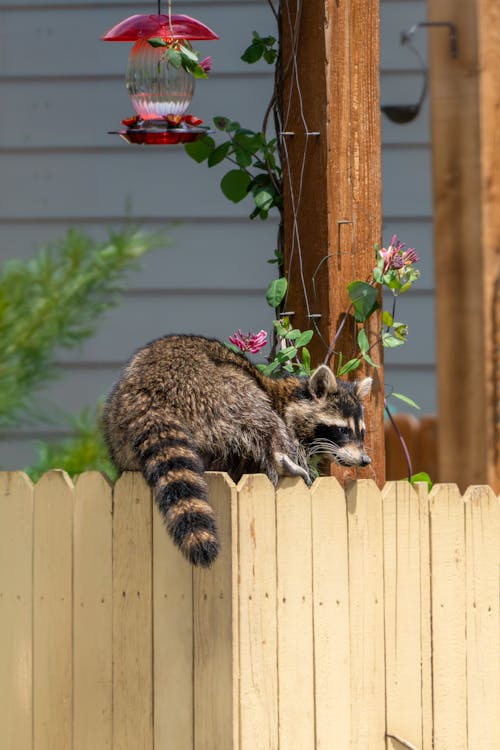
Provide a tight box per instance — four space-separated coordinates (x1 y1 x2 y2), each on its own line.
284 365 372 468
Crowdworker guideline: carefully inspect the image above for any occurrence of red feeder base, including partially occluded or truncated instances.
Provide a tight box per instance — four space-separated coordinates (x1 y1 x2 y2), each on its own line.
110 129 207 145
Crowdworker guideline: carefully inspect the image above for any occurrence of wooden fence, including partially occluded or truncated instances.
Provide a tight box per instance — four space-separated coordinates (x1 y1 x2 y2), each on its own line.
1 471 499 750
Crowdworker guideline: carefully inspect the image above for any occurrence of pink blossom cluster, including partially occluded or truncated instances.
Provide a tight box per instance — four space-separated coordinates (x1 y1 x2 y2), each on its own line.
380 235 419 273
229 329 268 354
200 56 212 73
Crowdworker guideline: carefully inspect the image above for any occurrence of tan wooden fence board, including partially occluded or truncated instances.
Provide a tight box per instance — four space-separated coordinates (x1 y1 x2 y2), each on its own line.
464 486 500 749
153 493 194 750
33 470 74 750
0 472 33 750
0 472 498 749
311 478 351 749
112 472 154 750
346 480 386 749
74 472 113 750
237 474 278 750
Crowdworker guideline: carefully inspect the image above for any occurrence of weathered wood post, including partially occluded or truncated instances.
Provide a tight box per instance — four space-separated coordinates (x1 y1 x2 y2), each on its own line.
427 0 500 491
279 0 385 484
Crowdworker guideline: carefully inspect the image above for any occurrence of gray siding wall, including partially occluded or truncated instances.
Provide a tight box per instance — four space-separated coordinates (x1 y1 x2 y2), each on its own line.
0 0 434 468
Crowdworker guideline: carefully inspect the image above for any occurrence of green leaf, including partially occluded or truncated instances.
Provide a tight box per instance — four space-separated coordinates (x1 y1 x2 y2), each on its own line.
184 136 215 163
357 328 369 354
391 392 421 410
234 148 253 169
266 277 288 308
276 346 297 363
382 310 394 328
191 64 208 79
179 44 198 62
261 361 280 376
148 37 168 47
338 358 361 376
220 170 251 203
207 142 231 167
295 330 314 348
167 48 182 69
361 351 379 368
263 49 278 64
254 188 274 211
301 347 312 374
382 332 405 348
409 472 432 490
241 43 264 63
347 281 379 322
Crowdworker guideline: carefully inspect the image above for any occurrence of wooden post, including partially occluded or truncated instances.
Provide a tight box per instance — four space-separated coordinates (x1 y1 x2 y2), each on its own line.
427 0 500 490
279 0 385 484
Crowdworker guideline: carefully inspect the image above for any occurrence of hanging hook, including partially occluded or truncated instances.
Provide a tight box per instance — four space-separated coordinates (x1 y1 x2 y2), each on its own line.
381 20 458 124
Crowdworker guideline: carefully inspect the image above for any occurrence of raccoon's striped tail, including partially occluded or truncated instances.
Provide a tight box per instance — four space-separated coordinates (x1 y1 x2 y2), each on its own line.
132 416 219 566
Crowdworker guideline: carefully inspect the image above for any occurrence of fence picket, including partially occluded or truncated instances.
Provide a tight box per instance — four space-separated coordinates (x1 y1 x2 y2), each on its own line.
237 474 278 750
33 470 74 750
310 477 350 749
464 486 500 749
0 472 34 750
112 472 154 750
429 483 467 749
383 481 424 750
73 472 113 750
193 473 238 750
346 480 386 750
415 482 433 750
153 494 194 750
276 477 315 750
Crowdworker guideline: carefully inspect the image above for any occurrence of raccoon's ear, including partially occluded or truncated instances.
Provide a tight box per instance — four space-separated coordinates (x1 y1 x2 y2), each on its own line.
355 377 373 400
309 365 337 399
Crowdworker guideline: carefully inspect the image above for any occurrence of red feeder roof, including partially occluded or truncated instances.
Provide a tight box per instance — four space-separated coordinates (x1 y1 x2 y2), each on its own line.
102 14 219 42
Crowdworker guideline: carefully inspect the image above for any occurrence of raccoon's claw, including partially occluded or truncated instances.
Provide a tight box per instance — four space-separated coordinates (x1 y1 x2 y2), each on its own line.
275 452 313 486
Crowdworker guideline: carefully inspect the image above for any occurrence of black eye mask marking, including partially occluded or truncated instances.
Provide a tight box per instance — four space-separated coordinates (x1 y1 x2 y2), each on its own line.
314 423 352 446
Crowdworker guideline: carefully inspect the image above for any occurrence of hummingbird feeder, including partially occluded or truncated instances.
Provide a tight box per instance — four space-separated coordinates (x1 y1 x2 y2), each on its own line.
102 1 218 145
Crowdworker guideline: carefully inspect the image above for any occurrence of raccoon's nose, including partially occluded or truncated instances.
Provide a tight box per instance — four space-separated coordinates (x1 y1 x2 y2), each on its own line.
360 453 371 467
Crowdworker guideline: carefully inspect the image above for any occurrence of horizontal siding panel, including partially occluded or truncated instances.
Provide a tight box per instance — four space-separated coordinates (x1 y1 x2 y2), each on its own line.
382 146 433 217
53 290 274 363
0 146 433 221
0 220 278 290
0 75 273 148
0 150 260 219
0 4 274 78
1 73 426 149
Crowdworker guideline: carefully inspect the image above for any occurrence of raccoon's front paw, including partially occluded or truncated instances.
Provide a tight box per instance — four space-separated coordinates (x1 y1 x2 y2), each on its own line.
274 452 313 486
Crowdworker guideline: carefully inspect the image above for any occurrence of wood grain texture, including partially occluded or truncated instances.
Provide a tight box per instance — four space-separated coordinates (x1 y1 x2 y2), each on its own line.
382 481 423 749
153 492 194 750
237 474 278 750
429 483 467 749
346 480 385 749
280 0 385 485
193 473 238 750
112 473 153 750
0 472 33 750
414 482 433 750
311 477 351 749
427 0 500 490
276 478 314 750
73 472 113 750
33 470 74 750
464 486 500 749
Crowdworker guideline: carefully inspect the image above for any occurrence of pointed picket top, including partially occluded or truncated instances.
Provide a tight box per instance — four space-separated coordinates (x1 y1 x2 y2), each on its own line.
310 475 343 496
35 468 74 492
463 484 499 504
0 470 34 493
205 471 236 492
429 482 461 500
74 470 114 490
236 472 273 494
276 475 310 493
381 478 419 499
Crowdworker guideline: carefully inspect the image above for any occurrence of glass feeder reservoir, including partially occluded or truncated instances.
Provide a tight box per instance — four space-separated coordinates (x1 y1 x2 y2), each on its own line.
102 13 219 144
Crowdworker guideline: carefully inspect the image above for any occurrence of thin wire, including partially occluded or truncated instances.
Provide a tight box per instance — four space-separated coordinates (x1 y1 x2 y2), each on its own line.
168 0 174 35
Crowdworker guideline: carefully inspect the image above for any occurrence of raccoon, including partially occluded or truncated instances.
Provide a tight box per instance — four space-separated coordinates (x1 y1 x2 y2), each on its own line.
103 334 372 567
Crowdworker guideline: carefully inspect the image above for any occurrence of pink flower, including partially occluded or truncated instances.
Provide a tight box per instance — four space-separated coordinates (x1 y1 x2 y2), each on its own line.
200 56 212 73
229 329 268 354
380 235 419 273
